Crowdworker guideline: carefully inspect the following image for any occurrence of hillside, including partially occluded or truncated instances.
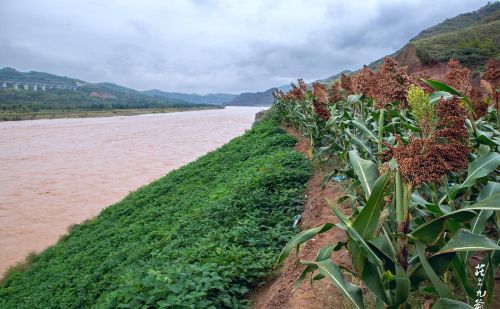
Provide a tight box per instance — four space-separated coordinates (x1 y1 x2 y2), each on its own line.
314 2 500 85
411 2 499 41
225 84 292 107
0 68 219 120
409 3 499 72
226 88 276 106
143 89 237 105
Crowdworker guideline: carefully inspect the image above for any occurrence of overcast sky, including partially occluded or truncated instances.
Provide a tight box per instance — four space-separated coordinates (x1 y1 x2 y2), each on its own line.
0 1 484 94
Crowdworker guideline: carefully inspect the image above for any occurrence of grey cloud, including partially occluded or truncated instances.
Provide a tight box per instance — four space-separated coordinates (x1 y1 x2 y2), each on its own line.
0 0 485 94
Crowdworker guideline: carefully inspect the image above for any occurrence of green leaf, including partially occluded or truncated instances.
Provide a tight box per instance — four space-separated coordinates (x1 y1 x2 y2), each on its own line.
278 223 334 264
431 298 473 309
465 192 500 211
347 94 363 104
410 210 476 244
421 79 462 97
475 134 499 147
428 91 454 104
410 252 455 285
452 152 500 196
329 201 383 266
392 263 410 308
349 133 375 160
369 229 397 262
302 260 365 309
294 265 316 290
349 149 379 198
316 243 343 261
353 173 391 239
416 242 452 299
438 229 500 253
449 256 475 300
465 182 500 262
477 181 500 202
351 118 377 142
362 260 389 305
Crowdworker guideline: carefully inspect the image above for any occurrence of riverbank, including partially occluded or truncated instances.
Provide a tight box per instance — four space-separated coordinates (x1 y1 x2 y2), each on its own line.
0 110 311 308
0 106 222 121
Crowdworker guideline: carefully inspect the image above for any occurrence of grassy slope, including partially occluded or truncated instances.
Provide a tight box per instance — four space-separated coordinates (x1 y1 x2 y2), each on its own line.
410 5 492 41
0 111 311 308
412 9 500 70
345 3 500 76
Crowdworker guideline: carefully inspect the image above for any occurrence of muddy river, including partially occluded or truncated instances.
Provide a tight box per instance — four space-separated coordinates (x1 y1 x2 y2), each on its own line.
0 106 266 274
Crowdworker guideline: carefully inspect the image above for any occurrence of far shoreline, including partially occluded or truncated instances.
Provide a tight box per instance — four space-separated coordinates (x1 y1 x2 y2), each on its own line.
0 105 225 122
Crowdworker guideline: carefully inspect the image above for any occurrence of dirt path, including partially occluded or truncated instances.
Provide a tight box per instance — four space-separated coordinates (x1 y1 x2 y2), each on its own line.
250 127 353 309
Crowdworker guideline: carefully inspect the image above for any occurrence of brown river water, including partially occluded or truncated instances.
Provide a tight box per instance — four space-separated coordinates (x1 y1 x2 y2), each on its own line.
0 106 266 274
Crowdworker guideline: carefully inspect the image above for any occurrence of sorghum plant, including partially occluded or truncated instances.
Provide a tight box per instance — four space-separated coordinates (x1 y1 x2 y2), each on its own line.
275 56 500 309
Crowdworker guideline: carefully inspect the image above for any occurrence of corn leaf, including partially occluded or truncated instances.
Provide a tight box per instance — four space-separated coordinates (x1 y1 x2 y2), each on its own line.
438 229 500 254
410 210 476 244
451 152 500 197
277 223 334 264
351 118 377 142
353 173 391 239
391 263 410 309
431 298 473 309
465 192 500 211
329 201 383 266
302 259 365 309
362 259 390 305
349 149 379 199
420 79 463 97
416 242 452 299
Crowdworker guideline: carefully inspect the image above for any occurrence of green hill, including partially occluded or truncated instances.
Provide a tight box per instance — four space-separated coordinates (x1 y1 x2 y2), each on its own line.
0 68 218 120
411 2 499 41
410 2 500 70
315 2 500 84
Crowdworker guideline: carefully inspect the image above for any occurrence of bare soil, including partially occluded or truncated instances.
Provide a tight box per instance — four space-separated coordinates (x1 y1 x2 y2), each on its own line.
250 127 353 309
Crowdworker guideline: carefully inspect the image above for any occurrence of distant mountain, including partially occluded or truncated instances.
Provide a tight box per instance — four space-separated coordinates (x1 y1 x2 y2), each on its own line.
275 84 293 92
224 84 292 106
226 88 276 106
78 83 189 105
143 89 237 105
0 68 217 115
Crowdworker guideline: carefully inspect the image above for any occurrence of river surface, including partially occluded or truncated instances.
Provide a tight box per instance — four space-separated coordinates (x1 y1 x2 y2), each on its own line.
0 106 266 274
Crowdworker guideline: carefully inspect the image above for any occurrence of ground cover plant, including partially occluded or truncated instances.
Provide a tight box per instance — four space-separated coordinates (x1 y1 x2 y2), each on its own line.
0 113 311 308
275 57 500 308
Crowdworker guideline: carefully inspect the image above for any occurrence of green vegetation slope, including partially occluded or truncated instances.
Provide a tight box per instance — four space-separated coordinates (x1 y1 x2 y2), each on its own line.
411 2 500 70
0 112 311 308
317 2 500 84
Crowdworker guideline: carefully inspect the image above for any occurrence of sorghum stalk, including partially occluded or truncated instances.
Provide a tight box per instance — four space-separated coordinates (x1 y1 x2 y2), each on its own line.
377 108 385 162
395 170 411 270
